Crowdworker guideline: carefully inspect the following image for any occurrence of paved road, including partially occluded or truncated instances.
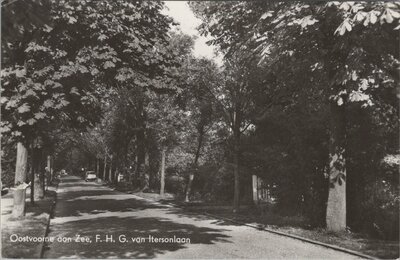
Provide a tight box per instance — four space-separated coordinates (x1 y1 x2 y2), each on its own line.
43 175 361 259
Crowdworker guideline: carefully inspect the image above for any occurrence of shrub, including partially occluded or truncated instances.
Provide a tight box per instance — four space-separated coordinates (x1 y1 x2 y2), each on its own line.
361 179 399 240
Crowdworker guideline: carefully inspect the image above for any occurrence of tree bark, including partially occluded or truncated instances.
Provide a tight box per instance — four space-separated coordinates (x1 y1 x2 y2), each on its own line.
34 173 42 200
109 155 113 182
233 132 240 213
14 142 28 184
137 129 148 190
252 175 259 205
12 142 28 217
96 157 100 178
123 140 129 182
326 100 347 232
137 131 146 189
46 155 51 189
30 148 35 205
49 156 54 184
134 152 138 181
41 155 45 195
232 109 241 213
148 148 158 189
144 151 150 186
12 188 27 218
136 97 149 191
103 154 107 180
185 124 205 202
160 147 166 196
34 148 44 200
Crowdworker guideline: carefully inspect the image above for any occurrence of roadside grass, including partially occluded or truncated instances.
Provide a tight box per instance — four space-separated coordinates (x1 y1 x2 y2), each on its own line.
1 188 56 258
116 187 399 259
194 207 399 259
279 227 399 259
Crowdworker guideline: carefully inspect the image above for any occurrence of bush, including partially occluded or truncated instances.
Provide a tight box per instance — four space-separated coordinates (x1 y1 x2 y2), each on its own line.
193 164 234 202
165 170 186 195
361 179 399 240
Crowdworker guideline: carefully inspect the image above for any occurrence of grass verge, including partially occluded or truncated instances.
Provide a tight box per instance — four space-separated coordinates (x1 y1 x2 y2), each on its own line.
121 189 398 259
195 207 399 259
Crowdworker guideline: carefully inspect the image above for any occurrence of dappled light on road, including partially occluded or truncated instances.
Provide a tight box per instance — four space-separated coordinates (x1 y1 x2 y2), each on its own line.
43 176 232 259
42 176 361 259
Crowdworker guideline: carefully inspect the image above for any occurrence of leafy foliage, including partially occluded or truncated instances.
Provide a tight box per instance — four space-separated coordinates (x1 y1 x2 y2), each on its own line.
2 0 398 240
191 1 399 235
1 0 176 144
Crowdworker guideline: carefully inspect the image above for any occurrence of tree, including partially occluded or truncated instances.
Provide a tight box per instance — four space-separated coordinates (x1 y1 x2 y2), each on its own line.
253 1 399 232
179 58 220 202
179 51 257 211
191 1 399 230
132 32 196 192
1 16 101 216
1 0 52 65
1 0 177 216
147 94 185 195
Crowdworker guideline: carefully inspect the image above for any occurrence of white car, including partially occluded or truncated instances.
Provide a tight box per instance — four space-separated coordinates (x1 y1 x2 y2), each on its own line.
85 171 97 182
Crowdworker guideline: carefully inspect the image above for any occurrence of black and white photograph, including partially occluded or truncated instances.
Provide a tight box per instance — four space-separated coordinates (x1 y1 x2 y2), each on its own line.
1 1 399 259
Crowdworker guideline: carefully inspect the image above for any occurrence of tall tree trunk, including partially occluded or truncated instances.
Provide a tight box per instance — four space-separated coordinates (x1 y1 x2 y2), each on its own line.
46 155 51 190
34 174 42 200
144 151 150 188
123 140 129 182
134 151 138 180
160 147 166 196
326 100 347 232
109 155 113 182
137 129 148 190
148 148 158 189
137 131 145 188
185 125 205 202
185 174 194 203
30 149 34 205
96 157 100 178
137 98 149 191
13 142 28 217
50 156 54 184
233 131 240 213
34 148 44 200
14 142 28 184
252 175 259 205
103 155 107 180
232 108 241 213
41 155 45 195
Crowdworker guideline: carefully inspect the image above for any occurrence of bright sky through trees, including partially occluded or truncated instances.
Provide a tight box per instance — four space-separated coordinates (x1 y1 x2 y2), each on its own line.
163 1 223 66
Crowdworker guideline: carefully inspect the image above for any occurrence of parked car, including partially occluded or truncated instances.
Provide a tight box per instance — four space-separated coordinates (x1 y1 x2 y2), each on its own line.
85 171 97 182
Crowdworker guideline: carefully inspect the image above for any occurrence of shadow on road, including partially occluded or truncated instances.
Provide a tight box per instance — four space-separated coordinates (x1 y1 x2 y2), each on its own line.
44 176 231 259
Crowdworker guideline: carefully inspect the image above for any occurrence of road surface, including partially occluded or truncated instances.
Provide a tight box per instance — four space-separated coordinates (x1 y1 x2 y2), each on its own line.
43 175 361 259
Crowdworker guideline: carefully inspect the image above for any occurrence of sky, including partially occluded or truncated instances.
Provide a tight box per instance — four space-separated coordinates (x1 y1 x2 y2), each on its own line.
162 1 223 66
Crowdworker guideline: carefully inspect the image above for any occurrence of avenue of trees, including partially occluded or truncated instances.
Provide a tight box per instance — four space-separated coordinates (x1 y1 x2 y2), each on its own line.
1 1 399 240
